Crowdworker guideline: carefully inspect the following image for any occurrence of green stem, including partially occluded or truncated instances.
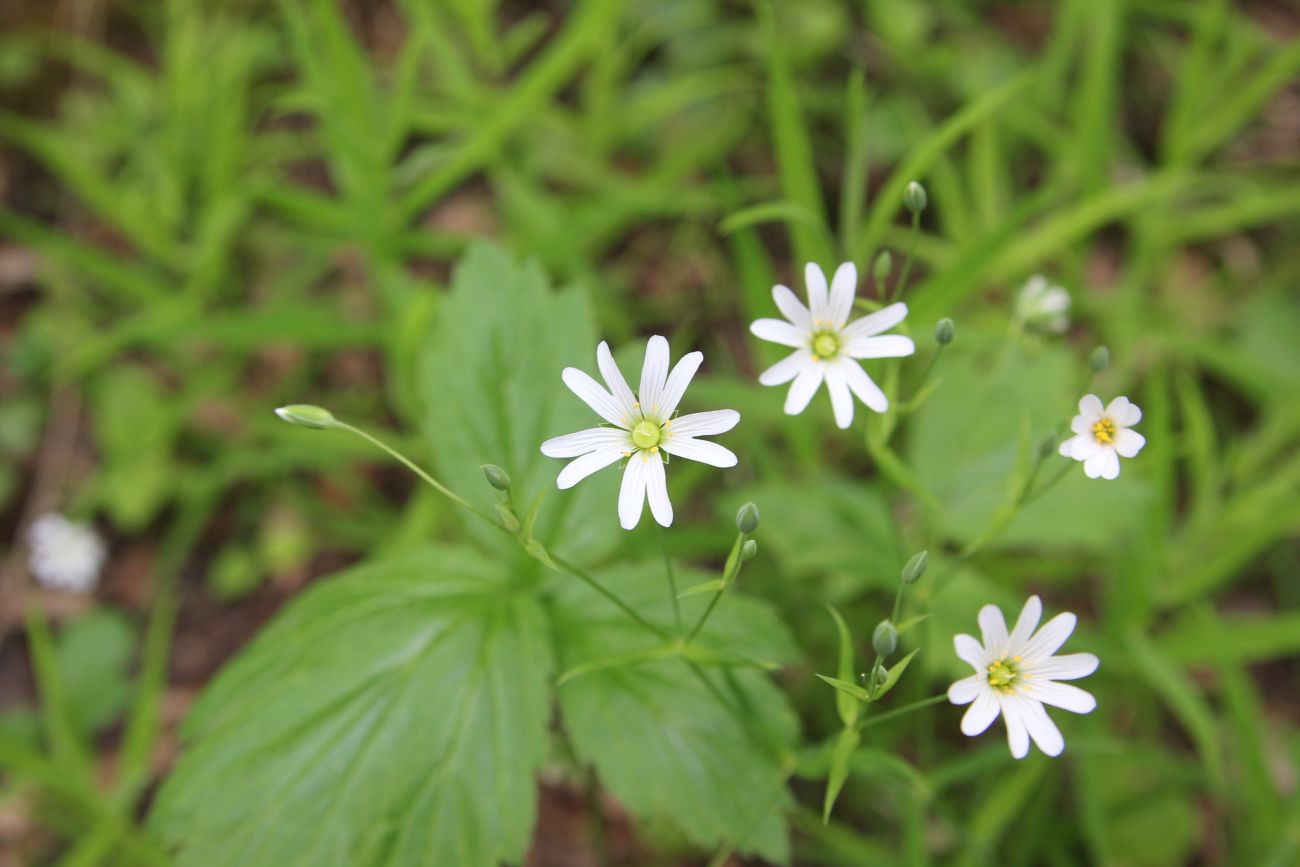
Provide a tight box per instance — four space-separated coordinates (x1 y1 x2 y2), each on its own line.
856 693 949 731
1022 457 1076 506
655 523 682 634
550 554 670 641
891 209 921 303
686 532 746 645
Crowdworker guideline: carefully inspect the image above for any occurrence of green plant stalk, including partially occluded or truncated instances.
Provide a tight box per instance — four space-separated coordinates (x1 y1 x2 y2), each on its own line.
655 523 683 634
890 209 922 304
685 531 747 645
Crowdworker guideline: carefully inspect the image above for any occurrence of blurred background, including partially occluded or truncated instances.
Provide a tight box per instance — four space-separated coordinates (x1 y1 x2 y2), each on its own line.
1 0 1298 864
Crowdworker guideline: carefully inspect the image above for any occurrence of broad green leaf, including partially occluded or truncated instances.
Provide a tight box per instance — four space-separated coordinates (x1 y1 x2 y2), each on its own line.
421 241 618 561
151 546 551 867
551 561 799 863
55 608 135 738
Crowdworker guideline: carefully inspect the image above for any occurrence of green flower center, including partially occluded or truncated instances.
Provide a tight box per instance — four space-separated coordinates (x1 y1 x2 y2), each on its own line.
812 330 840 360
986 657 1022 692
631 420 662 450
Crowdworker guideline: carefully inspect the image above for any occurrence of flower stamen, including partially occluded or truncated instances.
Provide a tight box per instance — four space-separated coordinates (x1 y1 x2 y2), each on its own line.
1091 417 1117 444
811 330 840 360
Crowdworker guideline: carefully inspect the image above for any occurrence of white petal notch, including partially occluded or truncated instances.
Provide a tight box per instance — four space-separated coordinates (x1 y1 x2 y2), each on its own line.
1058 393 1146 480
749 262 914 429
541 337 741 530
948 595 1098 759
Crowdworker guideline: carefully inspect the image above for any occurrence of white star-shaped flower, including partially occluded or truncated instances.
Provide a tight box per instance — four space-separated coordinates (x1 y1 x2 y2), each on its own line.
541 337 740 530
948 595 1099 759
1058 394 1145 480
26 513 106 593
750 262 915 429
1015 274 1071 334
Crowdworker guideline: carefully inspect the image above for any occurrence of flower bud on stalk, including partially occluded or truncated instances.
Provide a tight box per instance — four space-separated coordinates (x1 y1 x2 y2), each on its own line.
274 404 337 430
742 539 758 562
904 181 928 214
901 550 928 584
934 318 955 346
873 251 893 287
736 502 760 534
481 464 512 492
872 620 898 657
1089 345 1110 373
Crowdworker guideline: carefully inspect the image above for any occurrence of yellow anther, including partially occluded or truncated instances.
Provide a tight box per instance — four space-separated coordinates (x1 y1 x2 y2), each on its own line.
1091 417 1117 445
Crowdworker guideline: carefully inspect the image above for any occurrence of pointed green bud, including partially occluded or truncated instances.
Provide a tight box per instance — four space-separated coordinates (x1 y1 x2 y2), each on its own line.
904 181 928 214
1038 434 1058 460
481 464 512 491
736 502 760 534
274 404 336 430
742 539 758 562
495 503 521 534
1089 345 1110 372
901 550 928 584
934 317 955 345
873 250 893 286
872 620 898 657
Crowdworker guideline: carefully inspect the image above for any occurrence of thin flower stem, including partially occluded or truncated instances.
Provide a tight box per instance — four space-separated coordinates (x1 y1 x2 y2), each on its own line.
548 554 672 642
891 210 922 304
1022 457 1076 506
907 344 945 403
856 693 948 731
685 532 745 645
889 580 907 625
655 523 683 634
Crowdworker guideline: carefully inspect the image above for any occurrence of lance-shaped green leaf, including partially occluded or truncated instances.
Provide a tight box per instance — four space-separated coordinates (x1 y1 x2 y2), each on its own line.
150 546 551 867
871 647 920 701
551 561 799 863
823 727 860 824
815 674 871 703
824 604 859 727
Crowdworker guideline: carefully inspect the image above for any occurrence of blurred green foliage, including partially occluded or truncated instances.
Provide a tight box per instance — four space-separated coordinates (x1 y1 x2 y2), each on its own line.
1 0 1298 864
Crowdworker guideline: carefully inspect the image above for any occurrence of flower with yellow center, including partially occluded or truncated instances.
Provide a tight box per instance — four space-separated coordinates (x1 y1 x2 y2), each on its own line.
749 262 915 429
1058 394 1146 480
541 337 740 530
948 595 1099 759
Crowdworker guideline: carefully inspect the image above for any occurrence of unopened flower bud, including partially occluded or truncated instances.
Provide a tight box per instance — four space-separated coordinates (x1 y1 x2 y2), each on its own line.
934 318 955 346
873 251 893 286
872 620 898 657
1089 345 1110 372
742 539 758 562
904 181 928 214
736 502 760 534
274 404 336 430
481 464 512 491
901 550 928 584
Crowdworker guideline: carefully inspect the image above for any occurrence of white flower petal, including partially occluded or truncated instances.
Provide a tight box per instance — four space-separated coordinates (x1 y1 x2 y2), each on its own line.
839 360 888 413
1070 414 1093 435
597 341 638 418
1114 428 1145 458
759 350 814 386
556 445 625 489
661 436 737 468
844 334 915 359
1106 395 1142 426
772 284 812 329
1024 680 1096 714
841 302 908 341
824 363 855 429
948 675 983 706
1001 696 1031 759
961 690 1001 736
562 368 628 427
784 363 825 415
978 603 1010 660
1015 695 1064 756
644 451 673 527
656 350 702 419
804 262 829 321
827 261 857 328
1027 652 1099 681
1020 612 1078 662
638 336 671 418
1008 595 1042 652
541 427 629 458
618 454 650 530
1084 449 1120 480
1061 434 1102 461
750 318 808 349
1078 394 1104 419
670 410 740 438
953 633 988 670
1040 287 1070 315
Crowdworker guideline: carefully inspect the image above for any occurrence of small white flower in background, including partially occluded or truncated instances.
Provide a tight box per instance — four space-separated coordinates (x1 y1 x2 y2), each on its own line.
26 513 106 593
1015 274 1071 334
948 595 1098 759
1058 395 1145 480
541 337 740 530
750 262 915 430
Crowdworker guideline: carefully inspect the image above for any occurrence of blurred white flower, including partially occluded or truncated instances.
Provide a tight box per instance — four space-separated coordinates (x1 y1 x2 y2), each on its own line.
541 337 739 530
750 262 914 429
26 513 106 593
1058 395 1145 480
1015 274 1071 334
948 595 1098 759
